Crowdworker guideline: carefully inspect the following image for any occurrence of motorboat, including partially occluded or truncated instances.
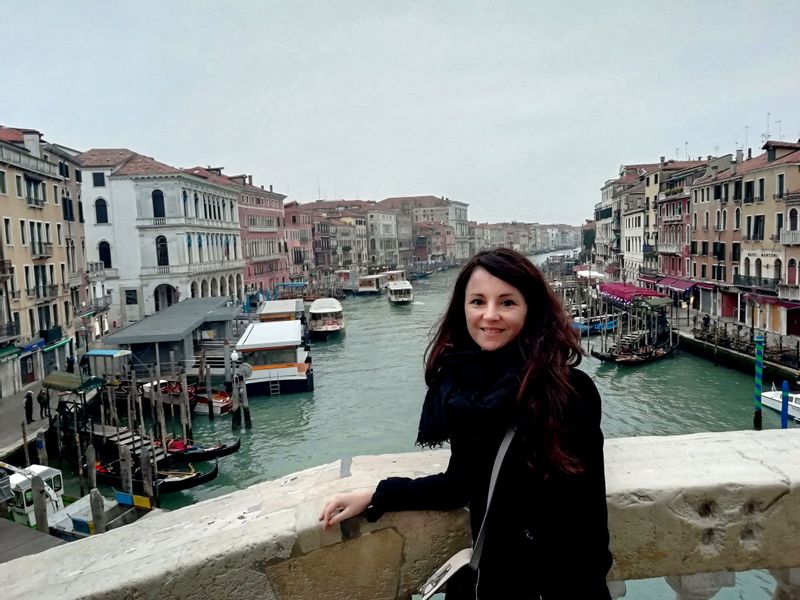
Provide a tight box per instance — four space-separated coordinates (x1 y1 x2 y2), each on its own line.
307 298 345 339
387 280 414 305
235 320 314 395
257 299 305 323
192 387 233 415
761 386 800 420
6 464 65 528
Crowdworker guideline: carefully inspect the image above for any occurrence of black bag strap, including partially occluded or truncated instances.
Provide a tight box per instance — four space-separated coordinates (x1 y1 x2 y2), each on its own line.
469 426 516 571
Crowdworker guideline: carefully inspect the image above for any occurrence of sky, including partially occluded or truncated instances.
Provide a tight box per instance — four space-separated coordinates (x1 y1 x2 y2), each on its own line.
2 1 799 225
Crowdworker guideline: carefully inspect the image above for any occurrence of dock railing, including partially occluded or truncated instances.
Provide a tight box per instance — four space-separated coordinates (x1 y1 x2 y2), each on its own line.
2 429 800 599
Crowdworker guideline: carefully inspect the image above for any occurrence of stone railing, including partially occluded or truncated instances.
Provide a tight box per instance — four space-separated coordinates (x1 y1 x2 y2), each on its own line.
2 430 800 599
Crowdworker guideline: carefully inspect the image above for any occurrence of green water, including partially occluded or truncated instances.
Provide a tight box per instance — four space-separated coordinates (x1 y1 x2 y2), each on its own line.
121 259 790 597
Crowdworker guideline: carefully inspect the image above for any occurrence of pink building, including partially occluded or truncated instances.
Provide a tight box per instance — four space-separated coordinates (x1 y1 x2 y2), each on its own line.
284 202 314 281
229 175 289 294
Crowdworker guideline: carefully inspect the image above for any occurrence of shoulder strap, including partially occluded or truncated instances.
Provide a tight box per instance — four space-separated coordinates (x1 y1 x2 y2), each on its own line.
469 426 516 570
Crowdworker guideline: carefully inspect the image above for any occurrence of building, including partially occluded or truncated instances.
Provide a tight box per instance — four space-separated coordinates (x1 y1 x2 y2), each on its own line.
0 126 84 395
366 208 398 266
380 196 470 261
283 202 314 281
79 149 245 326
620 180 646 284
312 217 333 273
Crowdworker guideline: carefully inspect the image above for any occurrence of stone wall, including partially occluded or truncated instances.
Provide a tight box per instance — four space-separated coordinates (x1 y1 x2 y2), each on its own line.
3 429 800 599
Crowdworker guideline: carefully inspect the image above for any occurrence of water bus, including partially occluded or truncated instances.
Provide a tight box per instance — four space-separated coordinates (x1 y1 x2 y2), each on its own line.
307 298 345 339
387 280 414 305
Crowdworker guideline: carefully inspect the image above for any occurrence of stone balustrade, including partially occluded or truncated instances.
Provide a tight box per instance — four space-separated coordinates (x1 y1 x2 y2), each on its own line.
2 429 800 600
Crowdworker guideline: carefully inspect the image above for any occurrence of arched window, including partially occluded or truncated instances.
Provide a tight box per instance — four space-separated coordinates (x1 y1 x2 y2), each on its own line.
182 190 188 216
152 190 165 218
156 235 169 266
194 193 199 218
98 241 112 268
755 258 762 279
95 198 108 224
704 211 709 229
735 208 741 230
744 257 750 276
722 209 727 230
790 208 798 231
715 210 720 230
789 259 798 286
692 213 697 229
775 259 783 283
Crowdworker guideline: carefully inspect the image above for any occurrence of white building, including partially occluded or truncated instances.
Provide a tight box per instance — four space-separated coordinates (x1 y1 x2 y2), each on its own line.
79 149 245 326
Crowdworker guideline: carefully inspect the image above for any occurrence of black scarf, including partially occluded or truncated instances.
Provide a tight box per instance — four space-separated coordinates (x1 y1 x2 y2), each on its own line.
416 343 526 447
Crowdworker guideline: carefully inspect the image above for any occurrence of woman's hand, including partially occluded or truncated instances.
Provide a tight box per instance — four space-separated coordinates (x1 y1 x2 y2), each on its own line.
319 489 374 530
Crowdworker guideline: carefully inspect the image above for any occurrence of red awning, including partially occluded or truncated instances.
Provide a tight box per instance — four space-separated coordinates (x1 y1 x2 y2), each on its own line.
694 281 716 290
778 301 800 309
744 293 779 305
667 278 695 292
658 277 676 288
599 282 668 304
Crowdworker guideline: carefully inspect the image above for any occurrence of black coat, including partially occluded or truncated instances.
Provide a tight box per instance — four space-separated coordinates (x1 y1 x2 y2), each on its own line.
366 366 612 599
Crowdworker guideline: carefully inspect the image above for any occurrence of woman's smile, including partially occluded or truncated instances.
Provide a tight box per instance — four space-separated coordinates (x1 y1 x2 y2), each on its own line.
464 267 528 351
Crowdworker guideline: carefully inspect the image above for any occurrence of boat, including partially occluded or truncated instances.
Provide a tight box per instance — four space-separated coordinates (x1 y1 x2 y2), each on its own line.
94 461 219 494
387 280 414 305
761 386 800 420
235 320 314 395
591 334 678 365
355 274 384 295
5 464 65 528
162 437 241 464
307 298 345 339
191 387 233 415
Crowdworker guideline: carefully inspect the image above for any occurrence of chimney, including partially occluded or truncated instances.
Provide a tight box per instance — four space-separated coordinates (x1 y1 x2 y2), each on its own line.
22 132 41 158
736 149 744 164
747 148 752 160
660 156 665 165
707 155 712 161
260 185 264 190
248 175 253 186
270 184 273 193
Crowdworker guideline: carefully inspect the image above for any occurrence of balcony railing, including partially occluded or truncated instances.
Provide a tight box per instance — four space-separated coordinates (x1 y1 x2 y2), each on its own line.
0 259 11 280
26 196 44 208
31 241 53 259
26 284 59 301
39 325 63 344
659 243 682 254
661 214 683 223
733 274 780 291
9 289 20 300
0 321 19 341
104 267 119 279
136 216 240 229
774 192 785 200
780 230 800 245
779 284 800 301
639 266 659 277
77 294 112 316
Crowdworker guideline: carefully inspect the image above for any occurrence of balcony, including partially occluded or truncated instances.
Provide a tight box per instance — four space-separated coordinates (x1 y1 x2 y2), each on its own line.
779 284 800 301
659 243 682 254
76 293 112 316
639 266 659 277
104 267 119 279
0 321 20 342
38 325 63 344
136 216 240 230
26 284 59 302
774 192 785 201
734 274 780 291
0 146 59 178
9 289 20 301
25 196 44 208
780 230 800 245
2 430 799 600
31 241 53 259
661 214 683 223
642 244 658 257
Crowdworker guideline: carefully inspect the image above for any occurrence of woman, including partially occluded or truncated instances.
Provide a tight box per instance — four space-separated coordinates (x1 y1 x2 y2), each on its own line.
320 248 612 599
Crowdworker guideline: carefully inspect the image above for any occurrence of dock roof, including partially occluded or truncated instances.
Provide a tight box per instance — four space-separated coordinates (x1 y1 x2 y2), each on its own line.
103 298 235 345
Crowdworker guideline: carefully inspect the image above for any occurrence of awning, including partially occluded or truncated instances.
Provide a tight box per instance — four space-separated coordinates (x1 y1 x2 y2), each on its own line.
636 296 674 308
86 349 132 358
668 278 695 292
778 300 800 310
744 293 779 305
694 281 716 290
0 345 21 364
43 337 71 352
599 282 667 304
658 277 676 288
638 275 661 283
41 372 105 393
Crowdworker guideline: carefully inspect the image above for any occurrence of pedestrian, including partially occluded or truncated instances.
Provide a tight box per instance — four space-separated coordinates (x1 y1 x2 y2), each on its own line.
37 388 50 419
79 353 90 376
24 391 34 424
320 248 612 599
66 355 75 373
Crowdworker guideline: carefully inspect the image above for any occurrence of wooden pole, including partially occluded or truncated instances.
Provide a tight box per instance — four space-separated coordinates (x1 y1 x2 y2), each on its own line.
86 445 97 490
119 444 133 495
241 373 252 429
140 444 154 500
31 475 49 533
157 397 168 457
89 488 107 534
74 404 84 497
180 372 192 443
203 348 214 422
21 423 30 467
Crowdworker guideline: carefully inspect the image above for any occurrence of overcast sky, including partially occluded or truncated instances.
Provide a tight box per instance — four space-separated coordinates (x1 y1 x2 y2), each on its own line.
3 1 798 224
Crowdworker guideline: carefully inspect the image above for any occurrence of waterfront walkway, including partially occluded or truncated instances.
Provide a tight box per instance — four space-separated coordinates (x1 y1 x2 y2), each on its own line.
0 381 49 459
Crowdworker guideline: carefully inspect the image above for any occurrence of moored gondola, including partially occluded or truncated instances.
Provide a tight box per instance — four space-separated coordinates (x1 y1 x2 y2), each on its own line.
163 437 241 464
94 461 219 494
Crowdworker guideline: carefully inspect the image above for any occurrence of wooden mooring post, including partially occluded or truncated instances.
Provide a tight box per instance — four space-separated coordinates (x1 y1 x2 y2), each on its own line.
119 444 133 495
31 475 49 534
86 445 97 489
180 372 192 443
21 423 30 467
89 489 107 534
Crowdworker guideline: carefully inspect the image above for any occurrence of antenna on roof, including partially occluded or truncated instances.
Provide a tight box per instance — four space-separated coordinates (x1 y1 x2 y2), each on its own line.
776 120 782 141
766 112 770 140
745 125 750 150
684 141 689 160
713 145 719 155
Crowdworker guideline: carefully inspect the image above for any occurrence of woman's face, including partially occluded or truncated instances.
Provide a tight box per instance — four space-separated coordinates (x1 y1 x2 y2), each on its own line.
464 267 528 352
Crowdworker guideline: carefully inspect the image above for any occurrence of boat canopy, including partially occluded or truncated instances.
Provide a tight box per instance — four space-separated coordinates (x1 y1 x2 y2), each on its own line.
387 280 413 290
85 349 132 358
309 298 343 314
258 299 304 316
41 372 106 393
236 320 303 351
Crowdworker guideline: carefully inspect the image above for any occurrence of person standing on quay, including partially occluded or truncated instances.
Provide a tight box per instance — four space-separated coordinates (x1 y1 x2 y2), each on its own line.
24 391 34 424
321 248 612 599
37 387 50 419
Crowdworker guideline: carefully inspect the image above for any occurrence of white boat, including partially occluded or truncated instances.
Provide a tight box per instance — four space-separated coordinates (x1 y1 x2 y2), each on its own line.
307 298 345 339
387 280 414 305
6 464 65 528
235 320 314 395
257 299 305 323
356 274 384 295
761 386 800 420
192 388 233 415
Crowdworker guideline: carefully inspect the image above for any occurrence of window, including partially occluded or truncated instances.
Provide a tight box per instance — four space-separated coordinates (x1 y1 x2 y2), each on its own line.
654 174 659 184
3 218 10 245
53 185 59 205
15 175 22 197
701 264 707 278
758 178 765 201
75 170 82 183
744 181 754 202
98 241 112 268
776 213 784 236
125 290 138 305
777 174 785 198
92 172 105 187
152 190 165 218
791 208 799 231
753 215 765 241
722 209 727 230
0 170 6 194
95 198 108 223
78 201 84 223
735 208 741 230
19 220 26 245
155 235 169 266
701 241 708 256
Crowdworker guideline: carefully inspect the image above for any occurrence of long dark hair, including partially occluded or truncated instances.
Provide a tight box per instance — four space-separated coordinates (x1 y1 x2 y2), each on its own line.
424 248 584 474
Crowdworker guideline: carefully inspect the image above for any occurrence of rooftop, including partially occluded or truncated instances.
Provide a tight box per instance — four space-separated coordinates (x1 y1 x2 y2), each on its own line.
103 298 236 345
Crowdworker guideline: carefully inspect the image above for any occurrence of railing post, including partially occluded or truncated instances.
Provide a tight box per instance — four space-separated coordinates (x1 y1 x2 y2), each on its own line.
665 572 735 599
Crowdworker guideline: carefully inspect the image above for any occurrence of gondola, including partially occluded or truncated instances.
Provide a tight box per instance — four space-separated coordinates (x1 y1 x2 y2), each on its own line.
94 460 219 494
163 437 241 464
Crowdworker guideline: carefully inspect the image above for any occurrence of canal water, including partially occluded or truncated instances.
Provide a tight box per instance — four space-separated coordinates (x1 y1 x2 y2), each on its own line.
120 256 784 597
